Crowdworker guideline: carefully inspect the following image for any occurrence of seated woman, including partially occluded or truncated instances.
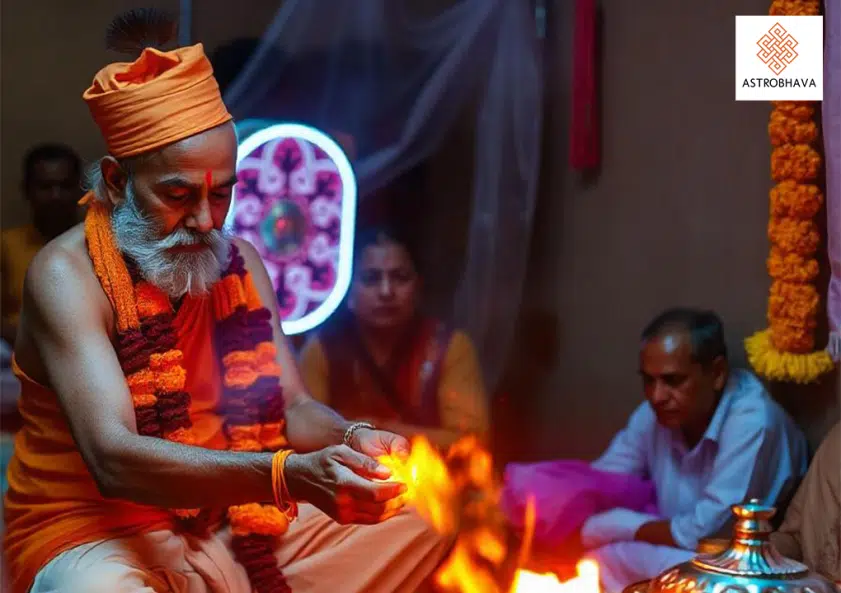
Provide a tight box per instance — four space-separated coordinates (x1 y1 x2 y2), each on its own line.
299 225 489 449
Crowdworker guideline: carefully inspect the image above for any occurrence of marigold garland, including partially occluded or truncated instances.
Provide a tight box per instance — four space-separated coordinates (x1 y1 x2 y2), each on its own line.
744 0 835 383
84 196 292 593
770 144 821 182
770 181 823 218
769 0 820 15
767 248 820 283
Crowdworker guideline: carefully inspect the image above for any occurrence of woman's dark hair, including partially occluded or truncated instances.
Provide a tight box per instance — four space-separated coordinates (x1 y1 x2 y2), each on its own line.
353 224 421 274
640 307 727 367
320 224 421 337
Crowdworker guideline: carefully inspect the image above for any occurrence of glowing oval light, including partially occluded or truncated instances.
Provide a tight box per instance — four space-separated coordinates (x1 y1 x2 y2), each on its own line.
230 122 357 335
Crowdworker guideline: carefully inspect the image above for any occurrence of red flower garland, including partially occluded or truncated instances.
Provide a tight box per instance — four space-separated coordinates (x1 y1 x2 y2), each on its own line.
84 197 291 593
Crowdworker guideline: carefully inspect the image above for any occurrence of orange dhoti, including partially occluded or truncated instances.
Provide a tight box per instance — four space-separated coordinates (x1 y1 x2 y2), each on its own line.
28 504 448 593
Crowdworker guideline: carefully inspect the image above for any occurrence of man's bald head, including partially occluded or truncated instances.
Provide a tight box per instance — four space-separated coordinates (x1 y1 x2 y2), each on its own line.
641 308 727 368
638 308 729 440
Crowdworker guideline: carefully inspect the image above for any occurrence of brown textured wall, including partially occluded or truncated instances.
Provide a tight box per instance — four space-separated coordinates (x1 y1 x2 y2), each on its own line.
495 0 839 464
0 0 277 228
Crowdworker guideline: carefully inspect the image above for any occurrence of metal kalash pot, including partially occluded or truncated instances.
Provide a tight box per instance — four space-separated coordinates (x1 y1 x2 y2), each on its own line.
624 500 838 593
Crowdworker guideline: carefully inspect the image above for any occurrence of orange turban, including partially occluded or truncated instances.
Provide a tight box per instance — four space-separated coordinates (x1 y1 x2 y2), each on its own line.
83 43 232 158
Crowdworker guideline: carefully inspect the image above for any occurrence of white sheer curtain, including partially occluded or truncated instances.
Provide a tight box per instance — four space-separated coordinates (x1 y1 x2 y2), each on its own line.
221 0 544 389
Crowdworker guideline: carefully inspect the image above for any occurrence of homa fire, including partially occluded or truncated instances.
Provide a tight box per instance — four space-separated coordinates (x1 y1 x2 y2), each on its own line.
379 436 602 593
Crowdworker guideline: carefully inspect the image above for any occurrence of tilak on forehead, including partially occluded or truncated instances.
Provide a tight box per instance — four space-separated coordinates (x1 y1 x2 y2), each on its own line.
204 169 214 199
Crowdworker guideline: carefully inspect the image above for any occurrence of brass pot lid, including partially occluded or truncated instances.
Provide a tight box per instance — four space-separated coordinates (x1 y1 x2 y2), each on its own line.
649 500 837 593
691 500 807 577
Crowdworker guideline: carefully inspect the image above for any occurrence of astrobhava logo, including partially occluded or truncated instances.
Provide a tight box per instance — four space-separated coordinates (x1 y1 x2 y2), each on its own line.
741 22 817 90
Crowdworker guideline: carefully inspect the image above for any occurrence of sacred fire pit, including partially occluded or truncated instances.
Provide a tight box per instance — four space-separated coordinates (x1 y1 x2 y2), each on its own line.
380 437 602 593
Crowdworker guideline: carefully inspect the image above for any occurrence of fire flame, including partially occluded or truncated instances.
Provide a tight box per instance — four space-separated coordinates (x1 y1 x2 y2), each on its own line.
511 561 600 593
379 436 600 593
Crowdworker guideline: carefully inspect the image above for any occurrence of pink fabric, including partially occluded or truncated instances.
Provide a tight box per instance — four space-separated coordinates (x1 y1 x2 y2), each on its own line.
825 0 841 360
501 460 658 548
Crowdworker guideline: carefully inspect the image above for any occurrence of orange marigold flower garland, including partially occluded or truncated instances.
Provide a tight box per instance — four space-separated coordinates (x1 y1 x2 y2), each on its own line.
745 0 835 382
769 0 820 15
84 197 292 593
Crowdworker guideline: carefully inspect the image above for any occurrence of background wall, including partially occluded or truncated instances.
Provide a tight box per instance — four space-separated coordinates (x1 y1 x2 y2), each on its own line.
0 0 278 227
495 0 840 464
1 0 838 461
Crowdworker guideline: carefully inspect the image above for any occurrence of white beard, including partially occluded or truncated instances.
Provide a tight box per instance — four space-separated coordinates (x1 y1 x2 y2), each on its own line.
111 187 231 299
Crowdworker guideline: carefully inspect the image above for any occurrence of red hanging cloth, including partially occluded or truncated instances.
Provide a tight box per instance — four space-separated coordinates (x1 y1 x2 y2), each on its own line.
569 0 599 170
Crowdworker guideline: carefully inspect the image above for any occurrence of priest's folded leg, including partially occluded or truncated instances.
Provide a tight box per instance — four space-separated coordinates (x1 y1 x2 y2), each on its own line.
271 504 451 592
29 529 248 593
30 505 450 593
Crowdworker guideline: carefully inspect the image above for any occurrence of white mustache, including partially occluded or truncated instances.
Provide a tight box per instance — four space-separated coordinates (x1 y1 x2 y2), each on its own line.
155 227 225 250
110 185 231 298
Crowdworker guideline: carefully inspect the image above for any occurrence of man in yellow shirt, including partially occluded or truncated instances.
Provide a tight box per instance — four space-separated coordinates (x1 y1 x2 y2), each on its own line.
1 143 82 345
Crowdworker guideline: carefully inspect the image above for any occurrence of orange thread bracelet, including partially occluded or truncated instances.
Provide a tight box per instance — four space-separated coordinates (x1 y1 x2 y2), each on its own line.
271 449 298 521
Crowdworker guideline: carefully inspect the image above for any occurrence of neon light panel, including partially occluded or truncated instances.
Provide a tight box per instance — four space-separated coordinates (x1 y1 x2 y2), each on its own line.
230 123 357 335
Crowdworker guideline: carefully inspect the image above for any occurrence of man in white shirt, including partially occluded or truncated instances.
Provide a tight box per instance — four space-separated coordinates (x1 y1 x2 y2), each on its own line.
582 308 808 592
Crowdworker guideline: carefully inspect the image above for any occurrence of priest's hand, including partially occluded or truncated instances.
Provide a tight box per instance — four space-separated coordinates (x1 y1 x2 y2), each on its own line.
285 445 406 524
348 426 411 461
